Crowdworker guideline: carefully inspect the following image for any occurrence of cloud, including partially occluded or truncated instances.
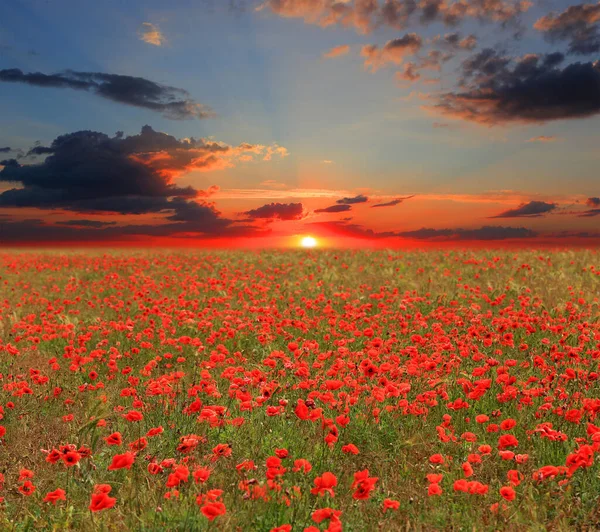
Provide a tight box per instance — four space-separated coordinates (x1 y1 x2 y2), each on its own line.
323 44 350 58
314 204 353 213
0 214 265 244
371 195 414 207
431 51 600 124
526 135 557 142
491 200 557 218
243 202 305 220
336 194 368 205
579 208 600 217
578 197 600 216
361 34 422 71
310 220 537 240
138 23 166 46
534 2 600 55
0 69 214 120
434 32 478 51
56 219 118 228
0 126 287 215
257 0 531 34
322 160 333 164
586 197 600 206
398 225 537 240
0 147 11 153
396 62 421 82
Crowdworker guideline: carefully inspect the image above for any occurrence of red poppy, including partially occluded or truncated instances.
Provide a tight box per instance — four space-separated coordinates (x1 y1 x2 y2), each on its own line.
107 451 135 471
89 492 117 512
200 502 226 521
311 472 337 497
43 488 66 505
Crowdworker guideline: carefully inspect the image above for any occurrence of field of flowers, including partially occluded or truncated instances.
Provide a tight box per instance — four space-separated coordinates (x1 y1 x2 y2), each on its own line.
0 249 600 531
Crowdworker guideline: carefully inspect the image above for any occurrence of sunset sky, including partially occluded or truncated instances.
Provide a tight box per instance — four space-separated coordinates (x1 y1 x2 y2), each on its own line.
1 0 599 247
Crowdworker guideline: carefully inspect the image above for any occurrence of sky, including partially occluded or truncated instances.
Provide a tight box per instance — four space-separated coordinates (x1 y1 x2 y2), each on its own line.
0 0 599 248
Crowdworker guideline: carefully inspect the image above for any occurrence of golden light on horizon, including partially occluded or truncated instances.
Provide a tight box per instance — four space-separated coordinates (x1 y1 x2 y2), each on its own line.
300 236 318 248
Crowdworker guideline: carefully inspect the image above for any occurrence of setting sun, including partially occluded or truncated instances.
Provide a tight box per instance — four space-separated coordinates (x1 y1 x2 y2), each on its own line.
300 236 318 248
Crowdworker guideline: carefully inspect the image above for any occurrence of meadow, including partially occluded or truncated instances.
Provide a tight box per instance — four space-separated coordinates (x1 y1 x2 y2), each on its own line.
0 248 599 531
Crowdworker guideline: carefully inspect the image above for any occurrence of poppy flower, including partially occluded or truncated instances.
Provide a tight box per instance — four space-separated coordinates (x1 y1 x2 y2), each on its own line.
383 498 400 512
428 483 443 496
342 444 360 455
61 451 81 467
311 472 337 497
200 501 226 521
108 451 135 471
500 486 516 501
19 481 35 496
43 488 66 505
104 432 123 446
89 492 117 512
293 459 312 474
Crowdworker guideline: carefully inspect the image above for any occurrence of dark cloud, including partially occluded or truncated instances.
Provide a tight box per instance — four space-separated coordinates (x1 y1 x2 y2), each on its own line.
0 126 288 241
577 197 600 216
0 215 264 244
371 195 414 207
0 125 284 214
243 202 304 220
0 147 11 153
314 204 353 213
398 225 537 240
432 50 600 124
579 209 600 217
310 220 537 240
534 2 600 55
336 194 368 205
491 200 557 218
56 220 117 228
0 69 215 120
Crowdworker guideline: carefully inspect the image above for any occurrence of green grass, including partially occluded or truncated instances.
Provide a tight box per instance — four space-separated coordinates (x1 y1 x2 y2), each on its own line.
0 248 599 531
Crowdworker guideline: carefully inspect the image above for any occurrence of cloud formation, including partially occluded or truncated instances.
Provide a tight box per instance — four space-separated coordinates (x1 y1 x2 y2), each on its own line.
0 126 287 217
434 32 478 51
243 202 305 220
314 204 353 213
138 23 166 46
0 69 214 120
586 197 600 206
534 2 600 55
257 0 531 34
398 225 537 240
491 200 557 218
371 195 414 207
323 44 350 58
336 194 368 205
361 34 422 71
311 220 537 240
431 51 600 124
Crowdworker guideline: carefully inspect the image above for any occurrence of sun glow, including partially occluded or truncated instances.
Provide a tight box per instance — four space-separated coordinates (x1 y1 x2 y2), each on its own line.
300 236 318 248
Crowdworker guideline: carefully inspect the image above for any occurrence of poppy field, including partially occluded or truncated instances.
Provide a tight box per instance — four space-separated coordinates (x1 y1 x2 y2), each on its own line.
1 249 600 531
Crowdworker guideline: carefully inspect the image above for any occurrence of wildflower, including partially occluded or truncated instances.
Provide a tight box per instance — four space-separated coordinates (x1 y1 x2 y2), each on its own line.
104 432 123 446
43 488 66 505
311 472 338 497
108 451 135 471
383 498 400 512
89 492 117 511
199 501 226 521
